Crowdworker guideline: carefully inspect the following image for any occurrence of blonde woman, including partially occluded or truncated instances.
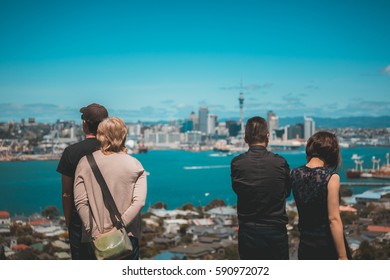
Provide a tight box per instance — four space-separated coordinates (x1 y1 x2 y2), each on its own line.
74 117 147 259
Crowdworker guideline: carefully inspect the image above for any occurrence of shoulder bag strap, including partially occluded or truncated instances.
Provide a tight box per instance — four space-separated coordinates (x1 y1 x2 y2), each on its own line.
86 154 125 229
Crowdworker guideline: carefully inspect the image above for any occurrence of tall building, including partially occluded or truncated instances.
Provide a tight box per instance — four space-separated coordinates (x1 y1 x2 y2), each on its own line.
207 114 218 135
304 116 316 140
189 111 199 131
199 107 209 134
267 111 279 134
239 84 245 133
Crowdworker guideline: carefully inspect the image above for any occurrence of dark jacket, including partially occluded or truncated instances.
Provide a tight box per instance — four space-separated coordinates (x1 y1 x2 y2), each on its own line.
231 145 291 226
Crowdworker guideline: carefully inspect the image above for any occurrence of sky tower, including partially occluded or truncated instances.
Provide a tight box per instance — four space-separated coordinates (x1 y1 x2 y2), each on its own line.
239 80 245 133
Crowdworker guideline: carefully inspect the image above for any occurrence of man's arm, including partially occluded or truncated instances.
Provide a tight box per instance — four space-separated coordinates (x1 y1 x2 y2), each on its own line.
61 175 74 227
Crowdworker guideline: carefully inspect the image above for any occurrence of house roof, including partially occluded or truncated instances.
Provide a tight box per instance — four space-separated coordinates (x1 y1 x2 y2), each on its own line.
51 240 70 250
0 211 10 218
355 186 390 200
191 218 214 226
206 206 236 216
170 245 211 257
12 244 29 251
199 236 220 243
150 208 199 218
29 219 50 226
367 225 390 233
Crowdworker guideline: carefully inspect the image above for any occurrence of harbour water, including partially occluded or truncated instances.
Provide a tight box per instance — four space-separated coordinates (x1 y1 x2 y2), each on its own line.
0 146 389 216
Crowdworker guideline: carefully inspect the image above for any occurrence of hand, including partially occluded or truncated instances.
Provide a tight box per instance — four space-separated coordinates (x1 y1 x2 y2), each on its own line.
338 256 348 260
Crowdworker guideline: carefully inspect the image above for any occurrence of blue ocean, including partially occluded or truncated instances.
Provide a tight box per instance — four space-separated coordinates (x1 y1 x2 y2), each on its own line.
0 147 389 216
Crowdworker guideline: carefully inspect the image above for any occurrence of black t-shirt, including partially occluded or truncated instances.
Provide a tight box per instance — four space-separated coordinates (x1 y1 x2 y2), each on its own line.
56 138 100 178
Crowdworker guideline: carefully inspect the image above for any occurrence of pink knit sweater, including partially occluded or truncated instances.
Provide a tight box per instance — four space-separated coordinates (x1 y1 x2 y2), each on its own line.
74 150 147 242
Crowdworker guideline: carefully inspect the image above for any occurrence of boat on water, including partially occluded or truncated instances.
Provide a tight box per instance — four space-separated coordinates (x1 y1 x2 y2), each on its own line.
126 139 148 154
346 153 390 180
268 140 302 151
138 143 148 154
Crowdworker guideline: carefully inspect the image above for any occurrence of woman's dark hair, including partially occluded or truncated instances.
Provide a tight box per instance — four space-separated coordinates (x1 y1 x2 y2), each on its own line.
306 131 340 169
244 116 269 146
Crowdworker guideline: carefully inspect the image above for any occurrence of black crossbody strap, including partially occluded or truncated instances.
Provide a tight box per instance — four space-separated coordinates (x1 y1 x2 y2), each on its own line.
86 154 125 229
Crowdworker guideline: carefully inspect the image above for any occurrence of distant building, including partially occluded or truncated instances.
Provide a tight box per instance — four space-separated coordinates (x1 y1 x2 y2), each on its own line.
198 107 209 134
182 119 193 133
267 111 279 135
304 116 316 140
185 131 202 145
226 121 241 137
144 132 181 148
287 123 304 140
0 211 10 234
274 128 285 140
207 114 218 135
215 122 229 137
238 87 245 133
189 112 199 131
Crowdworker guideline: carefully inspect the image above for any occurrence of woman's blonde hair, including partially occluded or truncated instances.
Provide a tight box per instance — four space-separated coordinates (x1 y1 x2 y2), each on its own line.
97 117 128 154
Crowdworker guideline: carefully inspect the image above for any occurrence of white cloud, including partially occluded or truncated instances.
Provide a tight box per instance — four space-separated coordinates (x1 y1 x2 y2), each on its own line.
219 83 273 92
0 103 78 123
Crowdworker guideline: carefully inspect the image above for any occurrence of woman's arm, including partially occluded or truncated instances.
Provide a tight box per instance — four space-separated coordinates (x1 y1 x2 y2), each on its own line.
327 174 348 260
121 166 147 226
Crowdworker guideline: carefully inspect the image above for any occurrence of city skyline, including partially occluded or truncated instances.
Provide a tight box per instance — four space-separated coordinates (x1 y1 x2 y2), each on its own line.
0 0 389 123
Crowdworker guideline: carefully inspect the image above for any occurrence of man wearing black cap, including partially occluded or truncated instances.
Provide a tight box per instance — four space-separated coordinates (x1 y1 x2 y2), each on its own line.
57 103 108 259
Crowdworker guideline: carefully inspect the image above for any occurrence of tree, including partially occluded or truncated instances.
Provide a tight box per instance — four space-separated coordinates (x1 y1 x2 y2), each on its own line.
340 187 353 197
371 208 390 224
151 202 168 209
11 223 32 236
17 235 33 246
223 244 239 260
340 211 358 225
204 199 226 211
181 203 196 211
41 206 59 219
0 245 6 260
356 240 376 260
196 205 204 218
359 203 379 218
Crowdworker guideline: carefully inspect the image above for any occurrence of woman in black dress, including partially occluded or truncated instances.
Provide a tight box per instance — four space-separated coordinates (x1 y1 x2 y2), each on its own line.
291 131 351 260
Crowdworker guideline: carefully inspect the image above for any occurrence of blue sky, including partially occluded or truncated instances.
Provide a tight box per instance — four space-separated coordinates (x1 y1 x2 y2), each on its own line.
0 0 389 123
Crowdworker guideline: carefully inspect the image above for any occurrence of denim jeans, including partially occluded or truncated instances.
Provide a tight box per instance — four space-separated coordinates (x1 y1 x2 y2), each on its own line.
238 223 289 260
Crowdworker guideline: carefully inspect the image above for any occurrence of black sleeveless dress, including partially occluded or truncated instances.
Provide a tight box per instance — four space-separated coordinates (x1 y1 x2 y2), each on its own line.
291 166 352 260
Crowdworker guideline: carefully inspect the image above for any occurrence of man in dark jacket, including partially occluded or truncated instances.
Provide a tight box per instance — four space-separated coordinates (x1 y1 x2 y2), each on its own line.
231 116 291 259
